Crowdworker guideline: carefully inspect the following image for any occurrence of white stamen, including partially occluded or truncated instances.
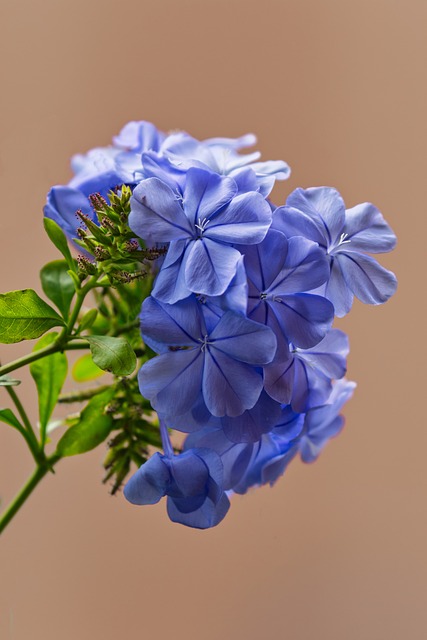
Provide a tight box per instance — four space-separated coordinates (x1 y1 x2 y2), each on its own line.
199 334 211 352
195 217 211 234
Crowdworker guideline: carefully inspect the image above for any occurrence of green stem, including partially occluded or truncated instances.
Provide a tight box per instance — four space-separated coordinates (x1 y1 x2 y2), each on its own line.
0 342 91 378
5 386 41 462
58 384 112 404
0 454 60 535
0 343 59 377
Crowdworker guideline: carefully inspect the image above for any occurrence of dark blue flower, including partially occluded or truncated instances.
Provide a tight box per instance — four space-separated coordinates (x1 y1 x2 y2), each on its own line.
185 405 304 493
129 167 272 302
273 187 397 316
138 296 277 418
239 229 334 360
264 328 349 411
124 448 230 529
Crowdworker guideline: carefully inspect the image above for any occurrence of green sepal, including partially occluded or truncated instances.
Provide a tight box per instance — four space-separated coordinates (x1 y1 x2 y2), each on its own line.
56 387 115 457
85 335 137 376
43 218 76 272
29 332 68 438
40 260 75 318
0 289 64 344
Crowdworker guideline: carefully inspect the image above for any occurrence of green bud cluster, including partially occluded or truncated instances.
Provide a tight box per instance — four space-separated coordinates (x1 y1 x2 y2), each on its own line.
102 377 162 494
75 185 166 284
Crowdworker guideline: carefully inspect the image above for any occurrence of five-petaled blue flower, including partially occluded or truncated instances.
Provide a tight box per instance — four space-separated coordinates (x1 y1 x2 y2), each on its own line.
129 167 272 303
273 187 397 316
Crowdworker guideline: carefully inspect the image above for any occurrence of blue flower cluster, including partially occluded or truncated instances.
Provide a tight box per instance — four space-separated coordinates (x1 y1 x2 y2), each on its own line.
44 121 397 529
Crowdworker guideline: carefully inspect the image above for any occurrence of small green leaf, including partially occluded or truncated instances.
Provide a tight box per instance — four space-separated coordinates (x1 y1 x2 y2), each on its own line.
86 335 136 376
0 408 23 431
43 218 76 272
79 308 98 331
30 333 68 436
0 289 64 344
0 375 21 386
72 353 106 382
56 388 115 457
40 260 75 318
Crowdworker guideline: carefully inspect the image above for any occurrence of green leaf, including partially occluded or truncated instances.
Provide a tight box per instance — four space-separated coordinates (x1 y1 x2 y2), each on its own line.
40 260 75 318
85 335 136 376
0 375 21 386
56 388 115 457
30 333 68 436
43 218 76 272
72 353 106 382
0 408 23 431
0 289 64 344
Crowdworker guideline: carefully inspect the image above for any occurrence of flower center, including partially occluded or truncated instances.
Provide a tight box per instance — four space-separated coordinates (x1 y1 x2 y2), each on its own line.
328 232 351 254
194 217 211 236
198 334 212 352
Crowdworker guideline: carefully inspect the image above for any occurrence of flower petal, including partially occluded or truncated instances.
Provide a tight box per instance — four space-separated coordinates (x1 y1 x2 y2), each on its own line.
342 203 397 253
129 177 193 242
269 236 330 294
209 311 277 365
183 168 237 224
239 229 288 292
337 251 398 305
151 241 194 304
272 294 334 348
221 391 282 443
204 192 272 244
138 348 203 416
324 255 354 317
44 186 93 238
167 493 230 529
123 452 169 505
185 238 241 297
285 187 345 246
203 349 264 417
140 296 203 351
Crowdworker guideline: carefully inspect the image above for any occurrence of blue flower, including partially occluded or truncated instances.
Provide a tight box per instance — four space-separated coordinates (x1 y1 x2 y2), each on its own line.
185 405 304 493
124 447 230 529
273 187 397 316
298 378 356 462
167 390 283 444
139 131 290 196
138 295 277 418
239 229 334 360
264 328 349 411
129 167 272 302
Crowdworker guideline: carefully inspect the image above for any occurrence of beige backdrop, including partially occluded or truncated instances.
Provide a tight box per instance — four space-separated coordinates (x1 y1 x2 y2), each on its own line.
0 1 426 638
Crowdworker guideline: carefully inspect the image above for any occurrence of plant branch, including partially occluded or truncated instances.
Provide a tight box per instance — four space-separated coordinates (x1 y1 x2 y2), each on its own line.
5 386 41 462
0 454 61 536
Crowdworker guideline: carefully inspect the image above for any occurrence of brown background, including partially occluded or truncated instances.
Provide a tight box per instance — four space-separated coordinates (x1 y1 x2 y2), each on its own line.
0 1 426 638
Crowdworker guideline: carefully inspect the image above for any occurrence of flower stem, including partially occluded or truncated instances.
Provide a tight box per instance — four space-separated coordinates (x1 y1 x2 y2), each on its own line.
0 454 60 536
5 386 41 463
